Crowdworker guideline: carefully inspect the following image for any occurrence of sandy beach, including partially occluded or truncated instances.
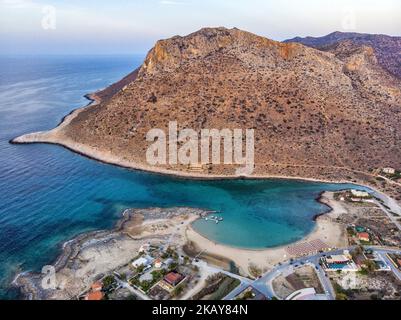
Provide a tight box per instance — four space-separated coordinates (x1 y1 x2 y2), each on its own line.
13 191 399 299
185 192 348 277
13 193 347 299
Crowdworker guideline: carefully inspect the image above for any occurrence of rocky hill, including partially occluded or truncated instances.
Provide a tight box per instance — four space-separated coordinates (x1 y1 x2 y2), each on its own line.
286 31 401 79
13 27 401 199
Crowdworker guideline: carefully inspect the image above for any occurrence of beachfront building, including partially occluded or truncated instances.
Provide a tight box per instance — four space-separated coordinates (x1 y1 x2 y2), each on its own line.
325 255 351 264
321 251 359 271
154 258 163 269
350 190 371 198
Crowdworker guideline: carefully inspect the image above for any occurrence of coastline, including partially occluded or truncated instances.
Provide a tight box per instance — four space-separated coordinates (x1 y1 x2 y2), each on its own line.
13 193 344 299
13 207 206 300
9 88 401 205
12 209 133 300
9 93 400 201
12 190 399 299
9 90 401 295
11 113 401 216
186 191 348 276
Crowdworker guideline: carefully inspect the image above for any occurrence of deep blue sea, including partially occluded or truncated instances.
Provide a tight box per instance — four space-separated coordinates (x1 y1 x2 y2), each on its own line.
0 55 365 299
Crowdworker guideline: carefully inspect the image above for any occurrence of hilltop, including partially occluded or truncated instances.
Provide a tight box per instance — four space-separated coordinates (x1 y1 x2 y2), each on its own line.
286 31 401 79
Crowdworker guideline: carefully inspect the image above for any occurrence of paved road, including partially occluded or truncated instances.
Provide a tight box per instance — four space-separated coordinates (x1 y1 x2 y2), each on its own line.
249 246 401 300
378 175 401 189
191 261 254 301
223 282 252 300
251 250 344 300
314 261 335 300
114 246 401 301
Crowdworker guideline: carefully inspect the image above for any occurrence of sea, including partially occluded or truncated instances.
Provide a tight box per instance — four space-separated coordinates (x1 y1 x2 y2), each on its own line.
0 54 366 299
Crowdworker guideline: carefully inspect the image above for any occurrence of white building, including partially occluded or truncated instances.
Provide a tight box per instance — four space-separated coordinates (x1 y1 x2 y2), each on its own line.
322 252 359 272
286 288 328 300
326 255 351 264
132 255 154 268
350 189 371 198
154 258 163 269
383 167 396 175
139 244 150 253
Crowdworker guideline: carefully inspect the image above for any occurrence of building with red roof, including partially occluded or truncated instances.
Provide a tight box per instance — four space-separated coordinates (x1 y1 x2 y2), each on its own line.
164 272 184 287
83 281 104 301
91 281 103 292
357 232 370 242
85 291 104 301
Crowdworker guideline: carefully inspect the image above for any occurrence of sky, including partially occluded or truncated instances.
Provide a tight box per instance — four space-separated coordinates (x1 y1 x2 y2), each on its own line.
1 0 400 54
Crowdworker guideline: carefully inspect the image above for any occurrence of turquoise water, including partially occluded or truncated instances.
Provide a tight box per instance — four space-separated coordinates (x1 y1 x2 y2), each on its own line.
0 55 365 299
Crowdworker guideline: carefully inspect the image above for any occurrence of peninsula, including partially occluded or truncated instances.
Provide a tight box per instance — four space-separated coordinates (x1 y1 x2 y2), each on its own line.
11 27 401 202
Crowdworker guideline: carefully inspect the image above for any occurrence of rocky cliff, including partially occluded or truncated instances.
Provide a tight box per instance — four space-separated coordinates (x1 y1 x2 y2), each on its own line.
286 31 401 79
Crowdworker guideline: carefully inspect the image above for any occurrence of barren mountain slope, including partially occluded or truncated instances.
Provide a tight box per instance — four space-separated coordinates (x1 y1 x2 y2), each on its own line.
14 27 401 199
286 31 401 79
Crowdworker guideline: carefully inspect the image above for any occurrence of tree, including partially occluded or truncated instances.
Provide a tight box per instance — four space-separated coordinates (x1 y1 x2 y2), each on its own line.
242 291 254 300
336 293 348 300
140 280 152 292
102 275 116 290
363 260 376 273
169 263 178 271
172 284 185 298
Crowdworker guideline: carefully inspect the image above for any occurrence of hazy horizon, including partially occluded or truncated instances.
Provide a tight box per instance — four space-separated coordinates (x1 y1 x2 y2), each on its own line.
1 0 401 55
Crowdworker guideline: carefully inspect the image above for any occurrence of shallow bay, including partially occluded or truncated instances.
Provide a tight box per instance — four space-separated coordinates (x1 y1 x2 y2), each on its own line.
0 55 364 298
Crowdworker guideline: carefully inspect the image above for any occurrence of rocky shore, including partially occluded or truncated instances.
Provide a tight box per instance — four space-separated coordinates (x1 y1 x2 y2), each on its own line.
14 189 401 300
13 207 208 300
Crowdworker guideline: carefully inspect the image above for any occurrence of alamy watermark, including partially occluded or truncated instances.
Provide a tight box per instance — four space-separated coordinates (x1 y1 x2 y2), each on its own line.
41 265 57 290
146 121 255 176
